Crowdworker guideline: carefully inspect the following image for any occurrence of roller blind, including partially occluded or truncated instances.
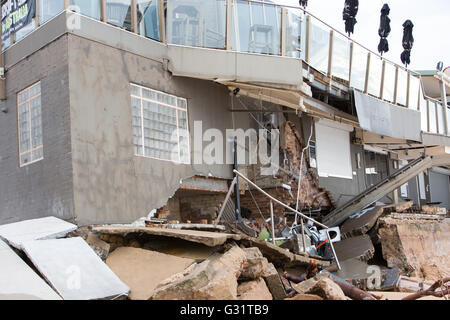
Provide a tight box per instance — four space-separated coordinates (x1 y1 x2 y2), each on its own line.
315 119 353 180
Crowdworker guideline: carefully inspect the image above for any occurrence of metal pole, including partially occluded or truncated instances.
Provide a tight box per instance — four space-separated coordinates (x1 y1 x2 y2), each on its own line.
159 0 166 43
226 0 233 50
270 200 275 245
215 177 237 225
131 0 138 33
326 230 341 270
233 138 242 223
100 0 107 22
280 7 287 56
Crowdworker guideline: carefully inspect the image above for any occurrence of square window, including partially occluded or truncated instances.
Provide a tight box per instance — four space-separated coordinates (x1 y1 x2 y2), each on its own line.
130 84 190 164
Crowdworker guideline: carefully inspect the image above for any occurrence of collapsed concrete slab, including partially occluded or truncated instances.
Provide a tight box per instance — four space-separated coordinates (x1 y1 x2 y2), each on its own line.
106 247 194 300
333 235 375 262
378 217 450 281
93 226 240 247
0 240 61 300
238 236 330 268
340 206 385 239
22 237 130 300
0 216 77 249
151 244 247 300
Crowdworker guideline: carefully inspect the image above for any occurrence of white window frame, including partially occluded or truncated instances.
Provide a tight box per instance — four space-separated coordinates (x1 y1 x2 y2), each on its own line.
130 83 190 164
17 82 43 167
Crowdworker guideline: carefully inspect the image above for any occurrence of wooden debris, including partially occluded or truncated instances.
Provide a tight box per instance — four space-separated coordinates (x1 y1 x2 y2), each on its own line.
401 277 450 300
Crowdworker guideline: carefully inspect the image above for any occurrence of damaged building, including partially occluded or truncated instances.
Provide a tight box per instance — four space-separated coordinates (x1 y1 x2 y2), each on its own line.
0 0 449 301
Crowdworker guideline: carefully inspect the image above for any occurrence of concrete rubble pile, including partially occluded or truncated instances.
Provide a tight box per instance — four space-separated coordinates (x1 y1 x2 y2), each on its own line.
0 197 448 301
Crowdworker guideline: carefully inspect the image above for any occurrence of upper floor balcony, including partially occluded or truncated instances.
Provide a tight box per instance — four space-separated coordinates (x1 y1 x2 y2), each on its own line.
2 0 449 141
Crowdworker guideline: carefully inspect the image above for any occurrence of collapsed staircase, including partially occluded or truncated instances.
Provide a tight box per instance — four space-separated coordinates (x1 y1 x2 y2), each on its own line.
323 155 450 227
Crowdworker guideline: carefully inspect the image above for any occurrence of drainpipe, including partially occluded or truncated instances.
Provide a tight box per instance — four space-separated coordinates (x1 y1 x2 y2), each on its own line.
233 138 242 223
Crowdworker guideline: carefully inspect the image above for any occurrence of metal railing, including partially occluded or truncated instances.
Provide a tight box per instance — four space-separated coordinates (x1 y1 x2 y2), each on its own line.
2 0 448 136
215 169 341 269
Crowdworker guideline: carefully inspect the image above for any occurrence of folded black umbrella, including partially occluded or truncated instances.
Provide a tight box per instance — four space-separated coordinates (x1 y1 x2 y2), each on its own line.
299 0 308 8
343 0 359 36
378 4 391 56
400 20 414 67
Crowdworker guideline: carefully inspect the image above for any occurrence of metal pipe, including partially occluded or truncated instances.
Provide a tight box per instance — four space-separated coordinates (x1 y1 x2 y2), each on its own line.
226 0 233 50
233 139 242 223
270 200 275 245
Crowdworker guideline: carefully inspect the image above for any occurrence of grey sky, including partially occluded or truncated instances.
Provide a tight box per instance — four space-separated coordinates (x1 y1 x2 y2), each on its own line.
277 0 450 71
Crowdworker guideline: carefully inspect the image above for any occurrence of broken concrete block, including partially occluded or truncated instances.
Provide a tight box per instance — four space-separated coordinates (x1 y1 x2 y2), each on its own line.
151 244 247 300
421 205 447 215
396 276 435 293
240 247 269 280
86 233 110 260
22 237 130 300
0 216 77 249
237 278 273 300
106 247 194 300
293 274 346 300
0 239 62 300
378 217 450 280
333 235 375 262
262 263 286 300
285 294 323 300
394 201 414 213
309 277 347 300
341 206 384 239
293 274 327 295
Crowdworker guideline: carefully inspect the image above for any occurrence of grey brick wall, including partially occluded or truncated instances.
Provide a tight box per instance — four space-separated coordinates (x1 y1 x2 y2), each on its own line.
0 35 74 224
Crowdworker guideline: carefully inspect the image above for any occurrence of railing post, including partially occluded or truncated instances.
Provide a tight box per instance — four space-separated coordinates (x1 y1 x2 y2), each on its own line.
131 0 138 33
426 99 430 132
100 0 107 22
393 66 399 104
226 0 233 50
364 52 370 94
269 201 275 245
280 7 287 56
35 0 41 27
159 0 166 43
406 72 411 108
348 42 354 85
380 60 386 100
327 30 334 77
305 14 310 64
440 75 449 135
